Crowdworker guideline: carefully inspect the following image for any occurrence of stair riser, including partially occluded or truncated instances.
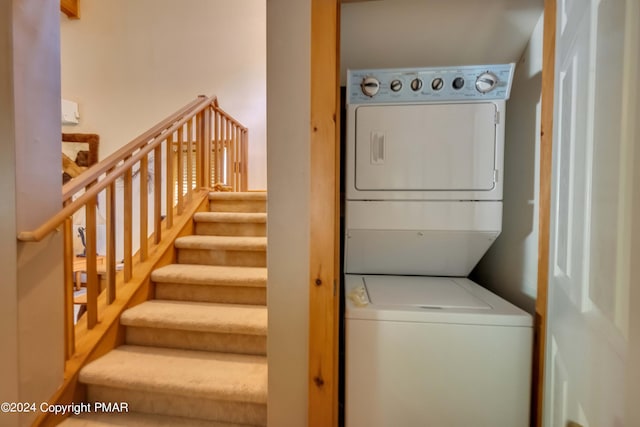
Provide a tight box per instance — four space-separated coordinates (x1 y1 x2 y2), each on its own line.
195 222 266 237
155 283 266 305
209 200 266 213
178 249 266 268
87 386 266 426
126 327 266 356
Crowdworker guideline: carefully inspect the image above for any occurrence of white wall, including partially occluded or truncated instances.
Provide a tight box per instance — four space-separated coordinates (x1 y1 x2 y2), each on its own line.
266 0 310 425
341 0 543 84
472 13 544 314
0 1 64 426
60 0 266 190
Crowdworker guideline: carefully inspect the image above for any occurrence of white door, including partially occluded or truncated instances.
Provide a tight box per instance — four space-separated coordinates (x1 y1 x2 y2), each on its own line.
354 103 497 191
545 0 639 426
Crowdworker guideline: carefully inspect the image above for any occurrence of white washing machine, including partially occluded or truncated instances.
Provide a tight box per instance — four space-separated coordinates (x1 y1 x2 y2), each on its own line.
343 64 533 426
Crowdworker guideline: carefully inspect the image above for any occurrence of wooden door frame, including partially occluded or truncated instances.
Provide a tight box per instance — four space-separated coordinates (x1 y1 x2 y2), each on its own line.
535 1 555 426
308 0 341 426
306 0 557 425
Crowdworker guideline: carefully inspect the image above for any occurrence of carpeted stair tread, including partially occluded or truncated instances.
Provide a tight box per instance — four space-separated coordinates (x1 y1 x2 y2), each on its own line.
175 235 267 251
121 300 267 336
194 212 267 223
59 411 255 427
79 345 267 404
151 264 267 287
209 192 266 201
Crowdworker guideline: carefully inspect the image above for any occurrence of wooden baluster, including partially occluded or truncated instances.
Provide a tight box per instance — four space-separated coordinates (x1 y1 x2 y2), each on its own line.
123 165 133 282
187 118 194 202
85 194 98 329
154 145 162 243
63 211 75 359
204 108 212 189
220 116 226 185
213 109 219 185
166 135 174 228
232 125 238 190
241 129 249 191
226 119 232 186
195 112 203 188
177 125 184 214
106 179 116 303
139 155 149 262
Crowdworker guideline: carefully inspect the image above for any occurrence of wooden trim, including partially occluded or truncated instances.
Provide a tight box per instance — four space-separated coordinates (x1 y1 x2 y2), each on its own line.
60 0 79 19
534 1 556 426
309 0 340 426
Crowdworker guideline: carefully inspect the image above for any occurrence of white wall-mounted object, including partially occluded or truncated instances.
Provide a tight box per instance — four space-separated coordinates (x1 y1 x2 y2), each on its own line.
61 98 80 125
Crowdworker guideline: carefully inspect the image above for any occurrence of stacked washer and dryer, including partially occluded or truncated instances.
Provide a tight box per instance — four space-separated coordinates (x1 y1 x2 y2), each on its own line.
343 64 533 426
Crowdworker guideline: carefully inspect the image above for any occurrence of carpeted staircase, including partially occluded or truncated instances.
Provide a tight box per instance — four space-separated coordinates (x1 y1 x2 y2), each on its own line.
60 192 268 427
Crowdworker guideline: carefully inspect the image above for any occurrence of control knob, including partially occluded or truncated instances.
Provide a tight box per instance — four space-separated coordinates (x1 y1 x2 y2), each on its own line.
361 76 380 97
410 78 423 92
475 72 498 93
390 79 403 92
452 77 465 90
431 77 444 91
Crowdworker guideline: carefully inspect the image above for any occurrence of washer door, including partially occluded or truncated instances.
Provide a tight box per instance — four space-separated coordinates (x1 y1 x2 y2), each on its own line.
355 103 497 191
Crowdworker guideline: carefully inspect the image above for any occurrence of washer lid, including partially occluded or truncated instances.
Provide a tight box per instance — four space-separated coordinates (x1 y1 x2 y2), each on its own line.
364 275 491 310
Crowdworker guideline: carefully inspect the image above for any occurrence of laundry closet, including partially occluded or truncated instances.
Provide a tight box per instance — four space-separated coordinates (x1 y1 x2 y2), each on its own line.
339 1 545 426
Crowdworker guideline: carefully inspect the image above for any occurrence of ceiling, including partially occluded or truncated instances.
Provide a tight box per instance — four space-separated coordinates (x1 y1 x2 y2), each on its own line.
340 0 544 83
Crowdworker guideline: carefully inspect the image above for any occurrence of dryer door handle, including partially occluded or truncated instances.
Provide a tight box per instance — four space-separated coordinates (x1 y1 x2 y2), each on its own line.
371 131 385 165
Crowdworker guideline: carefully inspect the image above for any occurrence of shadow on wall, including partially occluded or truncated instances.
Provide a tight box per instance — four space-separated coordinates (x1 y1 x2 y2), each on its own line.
471 69 543 315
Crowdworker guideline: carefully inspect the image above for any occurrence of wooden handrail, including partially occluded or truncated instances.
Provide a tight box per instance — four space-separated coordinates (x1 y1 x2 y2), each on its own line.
61 96 210 200
17 94 250 366
19 95 251 242
20 104 203 242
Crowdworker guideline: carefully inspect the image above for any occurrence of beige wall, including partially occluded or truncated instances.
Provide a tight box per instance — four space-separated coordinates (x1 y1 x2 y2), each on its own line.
0 1 64 426
266 0 310 425
60 0 267 190
472 13 544 314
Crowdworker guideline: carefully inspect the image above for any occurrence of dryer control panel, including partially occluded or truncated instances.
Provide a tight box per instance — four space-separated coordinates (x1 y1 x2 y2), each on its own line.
347 64 515 104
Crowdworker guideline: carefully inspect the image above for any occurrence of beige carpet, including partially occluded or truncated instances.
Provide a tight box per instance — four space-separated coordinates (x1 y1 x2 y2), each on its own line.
60 192 268 426
60 411 260 426
79 345 267 403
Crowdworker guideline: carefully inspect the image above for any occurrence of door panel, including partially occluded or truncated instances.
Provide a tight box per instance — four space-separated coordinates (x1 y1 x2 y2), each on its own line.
354 103 497 191
545 0 637 426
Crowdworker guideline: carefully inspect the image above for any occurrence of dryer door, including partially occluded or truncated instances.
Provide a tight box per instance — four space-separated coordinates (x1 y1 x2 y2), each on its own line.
355 103 497 191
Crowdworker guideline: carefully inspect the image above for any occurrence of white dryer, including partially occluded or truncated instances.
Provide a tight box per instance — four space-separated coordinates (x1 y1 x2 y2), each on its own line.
343 64 533 427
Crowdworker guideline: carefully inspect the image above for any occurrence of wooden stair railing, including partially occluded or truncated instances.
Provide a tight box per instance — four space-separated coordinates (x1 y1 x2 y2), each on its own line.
17 95 249 364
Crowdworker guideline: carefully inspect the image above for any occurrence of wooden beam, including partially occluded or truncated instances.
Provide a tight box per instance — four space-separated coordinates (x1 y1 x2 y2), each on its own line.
309 0 340 426
60 0 79 19
533 1 556 426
